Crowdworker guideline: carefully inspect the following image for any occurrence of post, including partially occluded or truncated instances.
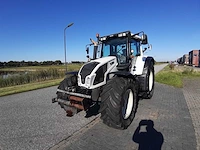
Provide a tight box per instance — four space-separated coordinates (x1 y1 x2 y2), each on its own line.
64 22 74 72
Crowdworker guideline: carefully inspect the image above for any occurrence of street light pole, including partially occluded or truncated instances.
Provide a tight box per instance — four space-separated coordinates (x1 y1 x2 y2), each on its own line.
64 22 74 72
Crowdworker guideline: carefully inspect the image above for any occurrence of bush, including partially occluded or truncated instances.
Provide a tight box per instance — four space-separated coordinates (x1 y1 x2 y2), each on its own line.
182 68 193 75
169 64 175 70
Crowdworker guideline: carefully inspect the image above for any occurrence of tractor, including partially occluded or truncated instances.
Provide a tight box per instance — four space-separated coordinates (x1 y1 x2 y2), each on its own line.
52 31 154 129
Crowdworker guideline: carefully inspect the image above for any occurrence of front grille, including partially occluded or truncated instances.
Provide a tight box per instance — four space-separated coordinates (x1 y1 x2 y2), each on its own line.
80 62 99 84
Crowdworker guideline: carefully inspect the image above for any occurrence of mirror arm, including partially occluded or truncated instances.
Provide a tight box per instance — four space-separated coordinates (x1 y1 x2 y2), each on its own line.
143 48 147 53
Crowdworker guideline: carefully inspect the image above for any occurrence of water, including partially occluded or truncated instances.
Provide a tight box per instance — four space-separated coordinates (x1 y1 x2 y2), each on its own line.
0 71 27 79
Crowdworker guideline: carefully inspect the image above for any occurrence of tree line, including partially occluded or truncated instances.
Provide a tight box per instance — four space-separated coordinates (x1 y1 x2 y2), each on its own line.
0 60 85 68
0 60 62 68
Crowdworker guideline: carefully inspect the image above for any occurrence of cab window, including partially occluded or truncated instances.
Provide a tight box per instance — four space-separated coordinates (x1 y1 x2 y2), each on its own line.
130 40 140 56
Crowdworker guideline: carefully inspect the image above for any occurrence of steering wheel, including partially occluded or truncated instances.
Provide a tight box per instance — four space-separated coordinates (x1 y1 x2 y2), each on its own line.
117 48 126 55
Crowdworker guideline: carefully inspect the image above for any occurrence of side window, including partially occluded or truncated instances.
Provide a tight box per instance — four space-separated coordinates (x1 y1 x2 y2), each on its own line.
102 44 110 57
110 45 117 56
131 41 140 56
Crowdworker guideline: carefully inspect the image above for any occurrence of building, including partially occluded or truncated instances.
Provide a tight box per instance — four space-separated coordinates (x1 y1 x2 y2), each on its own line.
182 54 189 64
189 50 200 67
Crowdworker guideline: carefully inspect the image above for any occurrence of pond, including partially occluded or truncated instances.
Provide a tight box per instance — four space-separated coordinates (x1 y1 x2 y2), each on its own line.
0 71 27 79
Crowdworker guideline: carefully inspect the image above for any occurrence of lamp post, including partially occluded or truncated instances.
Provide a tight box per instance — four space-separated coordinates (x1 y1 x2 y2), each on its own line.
64 22 74 72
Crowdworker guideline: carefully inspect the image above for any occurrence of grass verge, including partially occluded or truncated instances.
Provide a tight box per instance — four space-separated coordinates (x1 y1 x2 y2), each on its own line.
155 65 200 88
0 78 63 97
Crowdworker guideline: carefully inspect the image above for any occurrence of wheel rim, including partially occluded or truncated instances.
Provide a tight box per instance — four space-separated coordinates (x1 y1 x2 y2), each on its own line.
149 71 153 91
122 89 134 119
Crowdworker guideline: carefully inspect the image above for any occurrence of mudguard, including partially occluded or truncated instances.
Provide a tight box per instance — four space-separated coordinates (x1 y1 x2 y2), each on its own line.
144 57 155 68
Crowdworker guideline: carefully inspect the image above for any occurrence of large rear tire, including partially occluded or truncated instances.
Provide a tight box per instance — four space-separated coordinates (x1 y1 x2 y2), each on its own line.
99 76 138 129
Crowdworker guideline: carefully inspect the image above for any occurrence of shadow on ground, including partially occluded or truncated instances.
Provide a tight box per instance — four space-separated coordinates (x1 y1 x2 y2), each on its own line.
133 120 164 150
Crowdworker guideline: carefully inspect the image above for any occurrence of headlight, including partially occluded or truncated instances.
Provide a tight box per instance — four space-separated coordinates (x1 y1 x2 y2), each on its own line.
118 32 127 37
80 62 99 84
85 74 96 88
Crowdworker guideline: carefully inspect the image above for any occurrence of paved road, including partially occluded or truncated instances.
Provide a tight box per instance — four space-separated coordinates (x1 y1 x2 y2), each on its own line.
54 82 196 150
0 64 167 150
154 63 168 74
0 88 98 150
183 78 200 150
51 63 198 150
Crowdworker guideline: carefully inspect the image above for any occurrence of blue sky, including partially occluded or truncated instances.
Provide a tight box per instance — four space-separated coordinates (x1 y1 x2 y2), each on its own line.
0 0 199 62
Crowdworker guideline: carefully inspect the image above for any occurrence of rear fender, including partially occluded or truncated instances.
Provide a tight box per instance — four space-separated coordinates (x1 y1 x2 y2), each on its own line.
144 57 155 69
139 57 154 92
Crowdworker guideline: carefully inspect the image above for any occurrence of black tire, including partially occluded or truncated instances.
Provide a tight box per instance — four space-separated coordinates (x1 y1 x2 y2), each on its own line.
143 62 154 99
56 76 79 115
57 75 77 99
99 76 138 129
57 78 69 100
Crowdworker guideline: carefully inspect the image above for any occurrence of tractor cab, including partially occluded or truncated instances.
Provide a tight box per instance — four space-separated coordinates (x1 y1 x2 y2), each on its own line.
86 31 148 70
97 31 147 70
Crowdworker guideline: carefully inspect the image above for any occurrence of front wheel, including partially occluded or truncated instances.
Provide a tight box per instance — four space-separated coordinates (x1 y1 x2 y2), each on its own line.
99 76 138 129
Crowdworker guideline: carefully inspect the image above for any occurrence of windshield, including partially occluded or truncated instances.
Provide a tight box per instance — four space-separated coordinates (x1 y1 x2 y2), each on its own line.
101 38 127 56
101 38 128 64
100 37 140 64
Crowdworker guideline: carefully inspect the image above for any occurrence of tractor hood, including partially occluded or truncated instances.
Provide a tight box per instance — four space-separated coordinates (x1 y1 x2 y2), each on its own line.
78 56 117 89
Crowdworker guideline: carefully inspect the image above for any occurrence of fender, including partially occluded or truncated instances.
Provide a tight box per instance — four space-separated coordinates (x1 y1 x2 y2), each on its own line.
142 57 154 74
144 57 155 68
138 57 154 92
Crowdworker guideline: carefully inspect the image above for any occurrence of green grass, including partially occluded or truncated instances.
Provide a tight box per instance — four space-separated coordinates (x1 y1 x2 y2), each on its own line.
0 78 63 97
155 65 200 88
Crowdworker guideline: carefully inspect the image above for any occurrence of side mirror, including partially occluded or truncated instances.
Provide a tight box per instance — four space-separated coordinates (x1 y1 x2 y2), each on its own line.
86 47 91 61
86 47 89 54
141 34 148 44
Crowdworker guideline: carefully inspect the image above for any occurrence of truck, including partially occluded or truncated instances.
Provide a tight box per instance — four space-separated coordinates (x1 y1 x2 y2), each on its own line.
52 30 154 129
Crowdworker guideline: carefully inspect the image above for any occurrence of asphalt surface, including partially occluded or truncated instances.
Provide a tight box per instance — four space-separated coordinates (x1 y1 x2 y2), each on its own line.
50 63 198 150
0 64 168 150
54 82 196 150
0 87 97 150
183 78 200 150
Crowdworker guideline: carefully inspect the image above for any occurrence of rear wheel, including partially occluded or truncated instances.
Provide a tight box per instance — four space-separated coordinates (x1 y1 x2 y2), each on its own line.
99 76 138 129
143 62 154 99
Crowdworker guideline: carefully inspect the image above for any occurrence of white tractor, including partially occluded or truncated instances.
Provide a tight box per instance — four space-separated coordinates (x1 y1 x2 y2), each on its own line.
52 31 154 129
